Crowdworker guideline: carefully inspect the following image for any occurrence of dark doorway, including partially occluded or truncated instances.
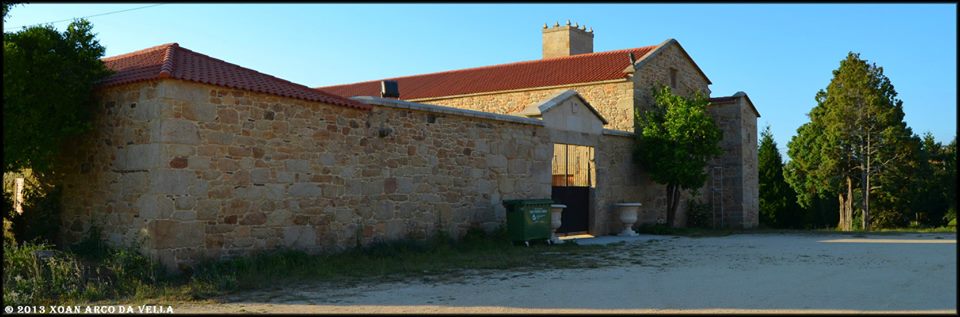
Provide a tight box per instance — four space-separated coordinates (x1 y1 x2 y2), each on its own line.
552 186 590 233
551 144 594 234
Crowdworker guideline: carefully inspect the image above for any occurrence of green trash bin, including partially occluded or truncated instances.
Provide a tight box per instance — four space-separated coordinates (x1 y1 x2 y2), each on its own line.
503 199 553 245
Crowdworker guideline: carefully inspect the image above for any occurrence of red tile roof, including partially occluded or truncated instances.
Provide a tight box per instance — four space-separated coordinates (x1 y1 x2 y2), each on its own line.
317 46 658 100
99 43 370 110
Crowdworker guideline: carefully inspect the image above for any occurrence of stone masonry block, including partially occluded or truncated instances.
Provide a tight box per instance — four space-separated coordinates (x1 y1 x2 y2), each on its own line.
149 169 193 195
285 160 311 173
288 183 321 197
159 119 199 145
283 225 317 249
118 144 161 170
148 220 203 249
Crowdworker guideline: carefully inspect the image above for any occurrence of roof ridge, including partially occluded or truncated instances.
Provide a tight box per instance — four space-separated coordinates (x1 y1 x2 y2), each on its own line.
316 45 656 89
101 42 177 61
158 43 178 78
100 42 370 110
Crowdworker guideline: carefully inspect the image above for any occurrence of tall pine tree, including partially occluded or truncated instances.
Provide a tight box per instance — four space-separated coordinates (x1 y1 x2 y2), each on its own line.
758 125 802 228
785 52 919 231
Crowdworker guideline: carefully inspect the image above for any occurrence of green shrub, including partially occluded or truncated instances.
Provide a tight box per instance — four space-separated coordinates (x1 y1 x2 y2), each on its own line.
2 242 84 305
2 226 165 305
70 226 109 260
686 199 712 229
871 209 909 229
3 218 15 246
103 247 163 297
944 207 956 226
2 191 15 246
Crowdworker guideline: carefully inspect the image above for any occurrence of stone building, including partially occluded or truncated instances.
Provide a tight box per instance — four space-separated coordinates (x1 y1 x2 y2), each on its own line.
57 22 758 271
320 22 760 230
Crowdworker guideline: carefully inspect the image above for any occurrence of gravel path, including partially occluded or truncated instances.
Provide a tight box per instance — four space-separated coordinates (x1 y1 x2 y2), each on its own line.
176 233 956 314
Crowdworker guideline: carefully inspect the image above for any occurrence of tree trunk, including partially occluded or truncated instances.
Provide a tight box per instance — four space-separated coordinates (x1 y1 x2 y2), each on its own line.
864 137 872 231
837 176 854 231
673 186 681 227
846 176 854 231
665 184 680 227
837 192 846 230
860 165 869 230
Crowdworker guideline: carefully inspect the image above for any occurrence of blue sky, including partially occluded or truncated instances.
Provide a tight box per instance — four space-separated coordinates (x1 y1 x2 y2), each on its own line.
5 3 956 159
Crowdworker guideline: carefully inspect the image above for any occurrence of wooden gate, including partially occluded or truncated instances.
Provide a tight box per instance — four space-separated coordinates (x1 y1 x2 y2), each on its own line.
551 144 594 234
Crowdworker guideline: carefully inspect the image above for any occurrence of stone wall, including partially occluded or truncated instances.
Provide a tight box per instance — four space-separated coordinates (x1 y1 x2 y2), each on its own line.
595 132 645 233
703 97 761 228
414 81 636 132
633 41 712 112
59 81 165 249
61 79 554 271
593 130 700 231
739 100 759 228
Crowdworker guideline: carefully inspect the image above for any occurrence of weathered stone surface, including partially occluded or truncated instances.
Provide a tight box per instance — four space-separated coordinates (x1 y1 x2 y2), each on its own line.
239 212 266 225
288 183 321 197
150 169 193 195
169 157 188 168
119 144 160 170
160 119 200 145
384 178 398 194
182 102 217 122
217 108 239 124
137 195 159 219
171 210 197 221
285 160 310 173
486 155 507 168
283 225 316 249
174 196 196 210
250 168 271 184
267 209 291 226
148 220 203 249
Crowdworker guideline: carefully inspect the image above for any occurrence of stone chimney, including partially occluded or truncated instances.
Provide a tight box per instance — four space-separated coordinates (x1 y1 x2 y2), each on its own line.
542 20 594 59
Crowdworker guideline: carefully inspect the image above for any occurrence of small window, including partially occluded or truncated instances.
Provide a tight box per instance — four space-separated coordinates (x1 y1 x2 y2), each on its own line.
669 68 678 89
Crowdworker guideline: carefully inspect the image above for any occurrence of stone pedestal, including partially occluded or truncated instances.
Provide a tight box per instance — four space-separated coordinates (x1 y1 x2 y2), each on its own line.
615 203 642 237
549 204 566 244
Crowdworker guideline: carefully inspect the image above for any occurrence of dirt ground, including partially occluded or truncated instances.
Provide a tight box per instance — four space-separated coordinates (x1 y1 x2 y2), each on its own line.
175 232 956 314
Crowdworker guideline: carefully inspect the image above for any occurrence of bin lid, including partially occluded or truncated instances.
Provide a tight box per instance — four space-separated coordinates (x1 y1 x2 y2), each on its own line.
503 199 554 207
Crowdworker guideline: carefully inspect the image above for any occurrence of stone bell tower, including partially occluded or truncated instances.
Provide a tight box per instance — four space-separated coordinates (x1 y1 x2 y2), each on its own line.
542 20 594 59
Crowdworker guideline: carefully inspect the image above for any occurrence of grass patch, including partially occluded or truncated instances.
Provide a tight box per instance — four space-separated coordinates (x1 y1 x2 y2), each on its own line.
3 241 169 306
184 227 609 299
4 226 613 305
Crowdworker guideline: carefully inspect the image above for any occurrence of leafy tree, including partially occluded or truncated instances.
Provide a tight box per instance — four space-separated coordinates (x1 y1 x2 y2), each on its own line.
2 2 19 22
3 17 112 176
785 52 917 231
910 133 957 227
3 6 111 245
944 137 957 223
634 86 722 227
758 125 802 228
